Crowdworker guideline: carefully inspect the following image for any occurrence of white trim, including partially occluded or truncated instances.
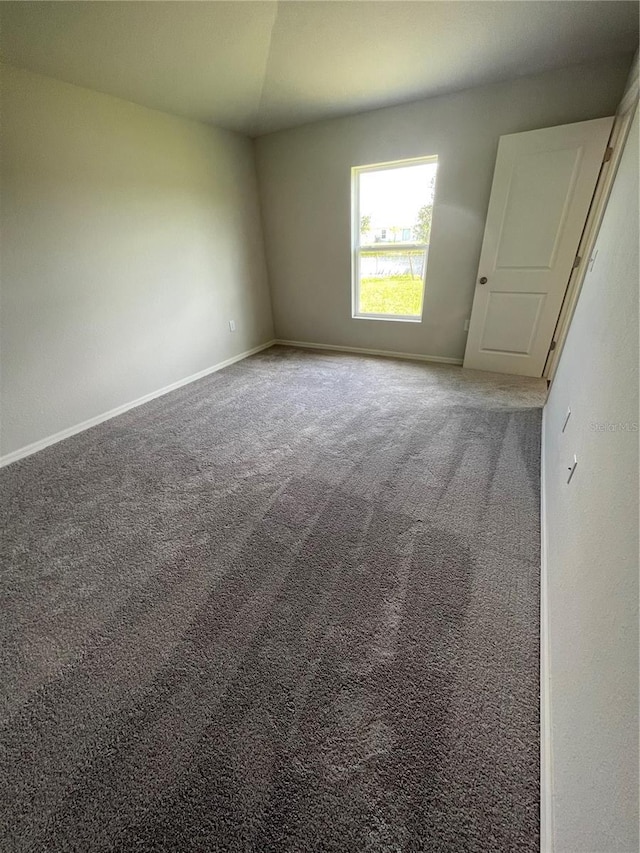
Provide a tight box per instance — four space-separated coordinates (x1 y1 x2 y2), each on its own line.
352 312 423 323
275 339 463 365
352 154 439 174
540 408 555 852
0 340 276 468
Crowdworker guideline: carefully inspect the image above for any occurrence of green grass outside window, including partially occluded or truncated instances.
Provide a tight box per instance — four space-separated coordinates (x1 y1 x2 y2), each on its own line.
359 275 423 317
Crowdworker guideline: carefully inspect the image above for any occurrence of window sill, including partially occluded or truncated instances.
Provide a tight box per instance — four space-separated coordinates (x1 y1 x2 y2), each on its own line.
352 313 423 323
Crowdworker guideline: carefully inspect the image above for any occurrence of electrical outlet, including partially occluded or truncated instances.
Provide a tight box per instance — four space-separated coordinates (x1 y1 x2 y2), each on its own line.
229 320 236 332
463 318 470 332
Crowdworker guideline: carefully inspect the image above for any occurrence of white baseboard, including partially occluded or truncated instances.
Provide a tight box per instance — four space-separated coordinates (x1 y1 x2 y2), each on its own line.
2 338 458 468
540 408 554 852
275 339 463 366
0 340 276 468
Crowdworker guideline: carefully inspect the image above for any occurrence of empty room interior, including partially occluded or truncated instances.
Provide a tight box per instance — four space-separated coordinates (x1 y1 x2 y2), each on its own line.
1 2 639 851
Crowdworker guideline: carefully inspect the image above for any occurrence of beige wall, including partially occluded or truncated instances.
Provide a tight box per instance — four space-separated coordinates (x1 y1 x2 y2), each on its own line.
543 107 639 852
0 65 274 458
255 57 631 358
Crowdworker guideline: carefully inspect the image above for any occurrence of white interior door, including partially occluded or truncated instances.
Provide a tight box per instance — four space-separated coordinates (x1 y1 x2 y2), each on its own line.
463 117 613 377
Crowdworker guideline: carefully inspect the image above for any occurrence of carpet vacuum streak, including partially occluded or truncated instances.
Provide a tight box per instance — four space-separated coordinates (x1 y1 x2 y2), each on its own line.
0 346 545 852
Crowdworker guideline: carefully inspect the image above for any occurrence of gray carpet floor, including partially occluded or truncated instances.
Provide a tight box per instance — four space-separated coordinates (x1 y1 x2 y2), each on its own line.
0 345 545 852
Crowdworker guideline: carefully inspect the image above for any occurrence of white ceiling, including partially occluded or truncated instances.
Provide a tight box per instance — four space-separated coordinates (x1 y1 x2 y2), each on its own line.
1 1 637 136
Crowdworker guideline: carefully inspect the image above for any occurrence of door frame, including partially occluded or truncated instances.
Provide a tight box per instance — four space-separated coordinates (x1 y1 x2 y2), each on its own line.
544 56 639 386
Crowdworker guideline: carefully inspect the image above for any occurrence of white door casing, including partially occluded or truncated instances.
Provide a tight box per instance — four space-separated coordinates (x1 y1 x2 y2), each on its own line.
463 117 614 377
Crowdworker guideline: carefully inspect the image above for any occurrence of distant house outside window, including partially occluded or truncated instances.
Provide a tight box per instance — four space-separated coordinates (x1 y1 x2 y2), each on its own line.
352 156 438 321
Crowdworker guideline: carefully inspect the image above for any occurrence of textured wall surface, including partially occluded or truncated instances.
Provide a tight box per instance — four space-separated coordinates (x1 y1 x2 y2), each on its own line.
543 108 639 852
1 65 273 457
255 57 631 359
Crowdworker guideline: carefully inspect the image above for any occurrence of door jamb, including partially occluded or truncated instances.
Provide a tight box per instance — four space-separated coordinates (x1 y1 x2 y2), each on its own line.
544 55 639 385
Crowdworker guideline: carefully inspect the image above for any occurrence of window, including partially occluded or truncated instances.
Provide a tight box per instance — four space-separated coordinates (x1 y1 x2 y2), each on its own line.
352 156 438 321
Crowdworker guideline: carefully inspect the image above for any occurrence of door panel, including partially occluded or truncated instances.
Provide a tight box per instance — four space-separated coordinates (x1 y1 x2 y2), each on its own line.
463 117 613 376
480 292 545 354
496 147 581 269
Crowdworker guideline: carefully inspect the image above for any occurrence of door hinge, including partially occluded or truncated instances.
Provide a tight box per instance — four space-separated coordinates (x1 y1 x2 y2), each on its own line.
572 255 581 269
603 146 613 163
549 340 557 351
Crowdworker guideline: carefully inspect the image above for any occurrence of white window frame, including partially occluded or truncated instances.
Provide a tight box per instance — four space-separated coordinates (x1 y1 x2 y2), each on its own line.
351 155 438 323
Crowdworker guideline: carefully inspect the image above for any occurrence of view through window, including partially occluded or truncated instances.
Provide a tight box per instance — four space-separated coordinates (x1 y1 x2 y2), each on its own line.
352 156 438 320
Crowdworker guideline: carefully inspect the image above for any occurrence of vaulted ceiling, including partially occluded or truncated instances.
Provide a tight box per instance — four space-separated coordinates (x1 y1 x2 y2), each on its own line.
1 1 637 136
